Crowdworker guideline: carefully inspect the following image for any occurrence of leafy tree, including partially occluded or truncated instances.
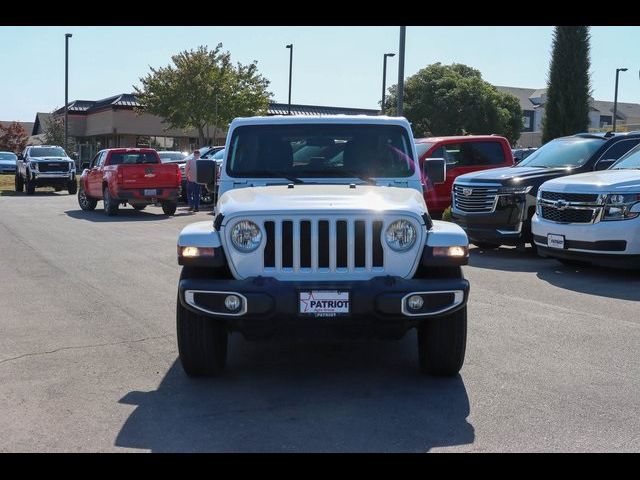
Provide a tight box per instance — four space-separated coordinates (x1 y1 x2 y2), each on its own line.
383 63 523 145
134 44 271 146
542 26 591 143
42 111 76 153
0 122 28 152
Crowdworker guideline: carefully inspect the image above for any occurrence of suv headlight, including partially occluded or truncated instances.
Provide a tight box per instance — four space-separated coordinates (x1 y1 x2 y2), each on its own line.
497 185 532 195
602 193 640 221
230 220 262 252
29 161 39 170
385 219 417 252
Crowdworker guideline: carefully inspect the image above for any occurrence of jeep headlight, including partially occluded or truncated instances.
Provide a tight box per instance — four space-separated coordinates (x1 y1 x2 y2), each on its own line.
385 219 417 252
230 220 262 252
602 193 640 221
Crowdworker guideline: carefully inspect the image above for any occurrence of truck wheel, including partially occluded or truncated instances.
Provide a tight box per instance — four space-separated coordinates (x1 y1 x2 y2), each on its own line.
472 242 500 250
25 174 35 195
78 184 97 211
417 306 467 376
67 180 77 195
177 295 228 377
15 174 23 192
132 205 146 211
103 187 119 216
162 201 177 216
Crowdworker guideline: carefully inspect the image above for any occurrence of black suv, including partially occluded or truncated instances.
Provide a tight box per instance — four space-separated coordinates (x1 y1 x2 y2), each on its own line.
450 132 640 250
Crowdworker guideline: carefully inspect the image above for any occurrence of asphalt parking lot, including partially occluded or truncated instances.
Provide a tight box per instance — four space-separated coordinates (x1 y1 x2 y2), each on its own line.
0 191 638 452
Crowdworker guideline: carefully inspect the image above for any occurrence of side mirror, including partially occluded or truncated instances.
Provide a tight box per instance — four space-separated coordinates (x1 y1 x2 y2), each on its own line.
81 162 90 170
595 159 616 171
17 154 23 161
423 158 446 184
196 159 216 187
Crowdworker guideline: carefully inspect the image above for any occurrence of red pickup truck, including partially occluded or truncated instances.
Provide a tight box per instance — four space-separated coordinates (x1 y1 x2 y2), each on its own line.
77 148 181 216
416 135 514 218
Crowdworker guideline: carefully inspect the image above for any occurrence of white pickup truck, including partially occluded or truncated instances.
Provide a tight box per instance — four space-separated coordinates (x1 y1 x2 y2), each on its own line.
175 115 471 376
532 142 640 269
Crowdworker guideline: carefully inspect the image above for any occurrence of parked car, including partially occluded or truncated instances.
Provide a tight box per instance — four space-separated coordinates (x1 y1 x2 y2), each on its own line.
512 147 538 164
533 142 640 269
176 115 471 377
0 151 17 174
415 135 514 218
15 145 77 195
450 132 640 250
158 151 187 163
77 148 181 216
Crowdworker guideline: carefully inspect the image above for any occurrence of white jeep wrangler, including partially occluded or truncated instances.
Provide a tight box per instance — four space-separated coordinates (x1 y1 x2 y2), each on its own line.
176 116 470 376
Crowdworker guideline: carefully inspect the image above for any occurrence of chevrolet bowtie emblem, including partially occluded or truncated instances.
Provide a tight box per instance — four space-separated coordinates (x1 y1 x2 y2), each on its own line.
144 168 155 178
553 199 568 210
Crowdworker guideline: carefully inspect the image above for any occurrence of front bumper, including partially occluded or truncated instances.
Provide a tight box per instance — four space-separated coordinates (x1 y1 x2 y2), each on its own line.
532 214 640 268
178 275 470 338
30 171 75 186
451 194 534 245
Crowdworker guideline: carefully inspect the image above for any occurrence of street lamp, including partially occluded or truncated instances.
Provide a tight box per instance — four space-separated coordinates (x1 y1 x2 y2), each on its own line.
286 44 293 115
65 33 72 154
381 53 395 115
397 26 406 116
613 67 627 132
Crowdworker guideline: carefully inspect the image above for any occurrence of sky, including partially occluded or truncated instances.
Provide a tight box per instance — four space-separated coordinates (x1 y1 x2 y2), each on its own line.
1 26 639 122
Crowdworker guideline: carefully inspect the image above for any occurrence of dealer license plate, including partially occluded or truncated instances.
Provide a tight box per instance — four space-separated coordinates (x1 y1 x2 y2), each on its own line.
144 189 157 196
547 234 565 249
299 291 350 317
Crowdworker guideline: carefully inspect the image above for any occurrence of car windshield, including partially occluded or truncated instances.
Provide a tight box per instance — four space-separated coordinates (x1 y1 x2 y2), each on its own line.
611 144 640 169
517 137 603 169
109 153 158 165
30 147 67 157
159 152 187 162
0 152 17 161
211 149 225 160
227 124 415 179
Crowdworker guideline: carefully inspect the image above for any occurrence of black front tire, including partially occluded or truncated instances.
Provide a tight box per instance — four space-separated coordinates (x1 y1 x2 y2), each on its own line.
177 295 228 377
67 180 77 195
103 187 119 216
472 242 500 250
15 174 23 192
162 201 177 216
417 306 467 376
78 184 97 211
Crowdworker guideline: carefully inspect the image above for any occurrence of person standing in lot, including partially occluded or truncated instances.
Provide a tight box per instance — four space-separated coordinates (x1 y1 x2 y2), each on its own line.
185 150 201 212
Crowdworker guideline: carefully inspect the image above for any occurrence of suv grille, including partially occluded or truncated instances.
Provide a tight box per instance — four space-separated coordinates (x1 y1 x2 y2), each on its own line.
263 218 385 272
453 185 498 213
540 206 595 223
540 191 599 203
37 161 69 173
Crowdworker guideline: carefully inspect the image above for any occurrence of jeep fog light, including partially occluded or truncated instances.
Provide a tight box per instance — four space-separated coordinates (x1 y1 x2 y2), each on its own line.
179 246 215 258
407 295 424 310
433 246 468 257
224 295 241 311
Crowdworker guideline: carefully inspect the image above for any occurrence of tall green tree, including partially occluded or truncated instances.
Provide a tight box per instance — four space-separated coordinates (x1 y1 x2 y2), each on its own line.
542 26 592 143
383 63 522 144
0 122 28 152
134 44 271 146
42 111 76 152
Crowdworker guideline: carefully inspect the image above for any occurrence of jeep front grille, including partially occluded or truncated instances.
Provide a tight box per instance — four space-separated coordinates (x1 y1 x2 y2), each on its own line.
453 185 498 213
263 218 385 272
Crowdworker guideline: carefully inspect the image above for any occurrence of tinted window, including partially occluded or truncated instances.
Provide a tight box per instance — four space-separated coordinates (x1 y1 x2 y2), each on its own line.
518 137 604 168
426 146 446 160
436 141 505 167
598 139 640 162
30 147 67 157
0 152 17 161
211 149 225 160
611 144 640 169
108 153 158 165
227 124 415 178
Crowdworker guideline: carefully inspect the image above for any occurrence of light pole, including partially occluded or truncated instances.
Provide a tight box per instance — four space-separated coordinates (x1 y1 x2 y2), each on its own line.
381 53 395 115
65 33 72 153
613 67 627 132
286 44 293 115
397 26 406 116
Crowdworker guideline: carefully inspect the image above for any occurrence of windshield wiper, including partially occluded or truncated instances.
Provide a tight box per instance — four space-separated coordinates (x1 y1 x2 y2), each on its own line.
319 170 376 185
269 172 305 184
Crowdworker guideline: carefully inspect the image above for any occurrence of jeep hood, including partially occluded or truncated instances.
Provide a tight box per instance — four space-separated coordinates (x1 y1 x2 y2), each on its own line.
217 184 427 218
541 169 640 193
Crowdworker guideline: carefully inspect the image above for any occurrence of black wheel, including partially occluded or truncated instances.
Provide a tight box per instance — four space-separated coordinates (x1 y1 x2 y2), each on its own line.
67 180 77 195
177 294 228 377
132 204 146 211
78 183 97 211
417 306 467 376
25 173 35 195
15 174 23 192
472 242 500 250
162 201 177 216
103 187 119 216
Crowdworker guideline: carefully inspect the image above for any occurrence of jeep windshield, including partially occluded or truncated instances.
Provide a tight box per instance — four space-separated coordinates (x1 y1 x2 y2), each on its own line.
517 137 604 169
226 124 415 180
30 147 67 157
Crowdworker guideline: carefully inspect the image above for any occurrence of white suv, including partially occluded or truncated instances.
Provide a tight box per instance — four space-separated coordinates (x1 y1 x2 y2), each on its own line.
532 143 640 269
175 115 471 376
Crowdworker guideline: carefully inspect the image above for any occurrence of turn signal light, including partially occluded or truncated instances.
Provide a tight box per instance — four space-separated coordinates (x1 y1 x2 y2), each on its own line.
432 246 468 257
178 246 215 258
